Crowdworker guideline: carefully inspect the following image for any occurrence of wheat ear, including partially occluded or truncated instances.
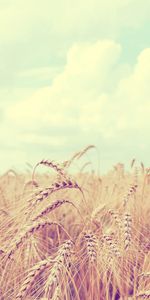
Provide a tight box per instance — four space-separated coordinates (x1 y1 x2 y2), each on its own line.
5 221 62 259
123 184 138 207
15 257 53 299
27 179 80 209
123 212 132 250
32 159 66 182
83 231 98 263
102 234 121 259
44 240 74 298
136 290 150 298
32 199 79 222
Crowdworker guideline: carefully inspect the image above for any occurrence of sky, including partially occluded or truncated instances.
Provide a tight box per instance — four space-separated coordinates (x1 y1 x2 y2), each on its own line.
0 0 150 173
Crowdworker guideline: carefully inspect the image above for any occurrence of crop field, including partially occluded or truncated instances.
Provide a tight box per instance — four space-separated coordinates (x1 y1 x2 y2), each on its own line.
0 146 149 300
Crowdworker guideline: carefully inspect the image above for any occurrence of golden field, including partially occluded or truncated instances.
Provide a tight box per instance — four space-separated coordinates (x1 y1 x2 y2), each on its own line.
0 146 149 300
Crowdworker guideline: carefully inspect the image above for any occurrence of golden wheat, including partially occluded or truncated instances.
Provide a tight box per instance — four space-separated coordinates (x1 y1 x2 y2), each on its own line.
0 147 149 300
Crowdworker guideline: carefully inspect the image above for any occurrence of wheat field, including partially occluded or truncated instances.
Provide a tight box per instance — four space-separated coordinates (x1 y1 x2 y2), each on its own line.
0 146 149 300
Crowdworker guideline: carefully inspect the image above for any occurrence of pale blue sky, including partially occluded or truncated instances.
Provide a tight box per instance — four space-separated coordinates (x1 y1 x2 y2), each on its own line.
0 0 150 173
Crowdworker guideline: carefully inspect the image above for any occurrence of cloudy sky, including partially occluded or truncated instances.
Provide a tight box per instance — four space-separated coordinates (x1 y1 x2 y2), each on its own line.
0 0 150 173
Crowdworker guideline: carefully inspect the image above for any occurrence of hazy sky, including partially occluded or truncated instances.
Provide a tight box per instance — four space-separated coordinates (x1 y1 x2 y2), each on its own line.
0 0 150 173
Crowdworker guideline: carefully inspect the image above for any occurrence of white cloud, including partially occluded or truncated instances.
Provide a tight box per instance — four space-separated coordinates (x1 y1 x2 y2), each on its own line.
7 40 121 130
114 48 150 130
6 39 150 144
0 38 149 172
